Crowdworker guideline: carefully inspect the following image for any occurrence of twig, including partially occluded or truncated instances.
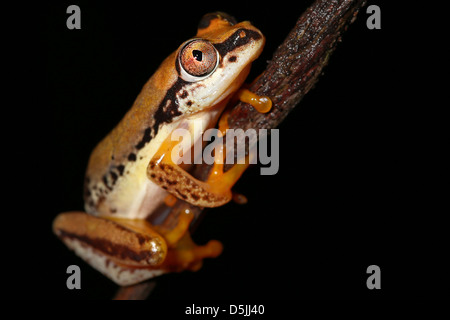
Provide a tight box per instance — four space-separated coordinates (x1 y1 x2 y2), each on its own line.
228 0 367 138
113 0 366 300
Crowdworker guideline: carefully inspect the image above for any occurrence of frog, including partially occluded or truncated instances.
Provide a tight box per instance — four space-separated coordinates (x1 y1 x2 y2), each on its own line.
53 12 272 286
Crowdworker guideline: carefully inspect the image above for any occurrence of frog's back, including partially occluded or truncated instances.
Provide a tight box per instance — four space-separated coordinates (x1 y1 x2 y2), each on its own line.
84 52 179 218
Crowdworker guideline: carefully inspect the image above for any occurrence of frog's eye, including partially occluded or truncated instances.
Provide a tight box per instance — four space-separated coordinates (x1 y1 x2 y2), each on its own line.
178 39 219 82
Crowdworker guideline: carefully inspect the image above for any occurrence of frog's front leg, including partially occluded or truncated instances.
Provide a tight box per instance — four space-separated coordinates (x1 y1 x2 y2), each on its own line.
148 90 271 207
148 145 245 207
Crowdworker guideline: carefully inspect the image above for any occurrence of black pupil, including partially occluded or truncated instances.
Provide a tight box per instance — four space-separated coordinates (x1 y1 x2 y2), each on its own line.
192 50 203 62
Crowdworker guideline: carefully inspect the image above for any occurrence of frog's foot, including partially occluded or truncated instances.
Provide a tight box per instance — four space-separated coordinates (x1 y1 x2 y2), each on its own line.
156 209 223 272
53 212 168 286
232 191 248 205
235 88 272 113
147 90 271 208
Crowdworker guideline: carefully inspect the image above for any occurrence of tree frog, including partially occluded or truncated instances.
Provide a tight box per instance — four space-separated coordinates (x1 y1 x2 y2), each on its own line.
53 12 271 286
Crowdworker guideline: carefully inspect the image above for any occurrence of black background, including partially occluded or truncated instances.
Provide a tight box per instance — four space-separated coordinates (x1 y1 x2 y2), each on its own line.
35 0 447 300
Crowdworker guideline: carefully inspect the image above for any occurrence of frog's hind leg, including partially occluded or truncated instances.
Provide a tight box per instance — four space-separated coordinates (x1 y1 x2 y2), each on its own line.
155 208 223 272
52 211 168 286
53 210 222 285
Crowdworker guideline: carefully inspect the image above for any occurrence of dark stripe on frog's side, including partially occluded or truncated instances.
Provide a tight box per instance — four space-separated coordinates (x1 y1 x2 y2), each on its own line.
117 165 125 175
135 127 153 150
84 75 183 211
85 77 189 210
151 77 188 138
84 164 125 209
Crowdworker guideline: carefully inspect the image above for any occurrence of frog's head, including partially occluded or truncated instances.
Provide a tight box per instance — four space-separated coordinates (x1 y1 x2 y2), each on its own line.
173 12 265 115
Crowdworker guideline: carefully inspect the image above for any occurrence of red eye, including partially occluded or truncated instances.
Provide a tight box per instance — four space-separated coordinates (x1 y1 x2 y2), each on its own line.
179 40 219 81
